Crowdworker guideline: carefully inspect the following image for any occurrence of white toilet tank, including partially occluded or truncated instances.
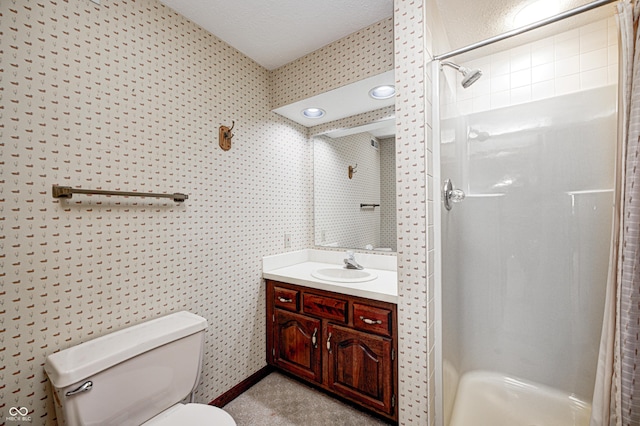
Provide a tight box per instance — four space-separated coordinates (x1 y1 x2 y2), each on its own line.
45 311 208 426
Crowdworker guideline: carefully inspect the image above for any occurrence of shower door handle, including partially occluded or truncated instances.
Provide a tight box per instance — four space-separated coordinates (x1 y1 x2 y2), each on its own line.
443 179 465 211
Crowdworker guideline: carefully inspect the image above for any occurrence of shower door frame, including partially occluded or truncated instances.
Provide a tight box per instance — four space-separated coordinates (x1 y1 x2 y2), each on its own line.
431 58 445 426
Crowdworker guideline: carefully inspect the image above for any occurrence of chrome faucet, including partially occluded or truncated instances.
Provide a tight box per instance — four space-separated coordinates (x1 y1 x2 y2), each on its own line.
344 251 364 270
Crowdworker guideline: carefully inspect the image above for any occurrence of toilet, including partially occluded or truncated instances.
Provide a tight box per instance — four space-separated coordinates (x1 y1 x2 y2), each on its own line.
44 311 236 426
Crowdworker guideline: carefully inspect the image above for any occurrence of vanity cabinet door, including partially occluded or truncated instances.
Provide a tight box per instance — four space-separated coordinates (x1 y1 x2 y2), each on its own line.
273 309 322 383
326 324 393 415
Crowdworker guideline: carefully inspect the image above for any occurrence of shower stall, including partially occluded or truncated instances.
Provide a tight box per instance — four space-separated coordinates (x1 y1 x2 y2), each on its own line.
432 4 618 426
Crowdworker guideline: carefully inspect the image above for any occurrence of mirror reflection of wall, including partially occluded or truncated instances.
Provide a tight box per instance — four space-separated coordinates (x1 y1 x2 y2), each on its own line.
314 132 396 251
272 67 396 254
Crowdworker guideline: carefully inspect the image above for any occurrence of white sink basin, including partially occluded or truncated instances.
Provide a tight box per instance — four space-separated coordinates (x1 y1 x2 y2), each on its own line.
311 268 377 283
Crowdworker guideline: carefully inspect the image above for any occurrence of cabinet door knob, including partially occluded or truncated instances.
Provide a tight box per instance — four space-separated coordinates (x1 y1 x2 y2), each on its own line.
359 316 383 325
327 332 332 353
312 328 318 348
277 296 293 303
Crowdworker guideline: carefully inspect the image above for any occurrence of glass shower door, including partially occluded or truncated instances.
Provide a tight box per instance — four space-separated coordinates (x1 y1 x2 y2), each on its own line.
438 75 617 425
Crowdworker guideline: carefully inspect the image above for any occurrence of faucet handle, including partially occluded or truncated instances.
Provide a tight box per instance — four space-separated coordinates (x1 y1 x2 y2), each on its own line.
343 251 364 270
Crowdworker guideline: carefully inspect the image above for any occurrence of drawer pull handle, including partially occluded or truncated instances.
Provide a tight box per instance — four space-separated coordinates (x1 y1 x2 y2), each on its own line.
359 316 383 325
277 296 293 303
312 328 318 348
327 332 332 353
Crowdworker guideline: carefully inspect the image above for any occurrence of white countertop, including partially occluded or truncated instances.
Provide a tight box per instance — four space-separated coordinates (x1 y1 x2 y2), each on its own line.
262 249 398 304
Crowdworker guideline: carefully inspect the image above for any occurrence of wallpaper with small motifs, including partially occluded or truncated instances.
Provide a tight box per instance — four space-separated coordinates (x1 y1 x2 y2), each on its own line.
394 0 432 424
379 137 397 251
309 105 395 138
0 0 315 423
0 0 406 424
314 133 381 249
271 17 395 109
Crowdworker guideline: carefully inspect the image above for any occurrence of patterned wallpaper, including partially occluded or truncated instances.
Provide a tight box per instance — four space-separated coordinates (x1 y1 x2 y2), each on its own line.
0 0 313 423
379 137 397 251
314 133 381 249
394 0 432 424
0 0 432 424
309 105 395 137
271 17 395 109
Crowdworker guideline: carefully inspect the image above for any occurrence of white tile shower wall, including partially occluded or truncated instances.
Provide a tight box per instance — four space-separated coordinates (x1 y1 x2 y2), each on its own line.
314 133 381 249
394 0 431 424
379 137 398 251
0 0 313 423
450 17 618 116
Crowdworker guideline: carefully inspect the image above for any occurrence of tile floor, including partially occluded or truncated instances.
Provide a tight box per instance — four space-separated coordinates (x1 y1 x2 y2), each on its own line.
223 372 392 426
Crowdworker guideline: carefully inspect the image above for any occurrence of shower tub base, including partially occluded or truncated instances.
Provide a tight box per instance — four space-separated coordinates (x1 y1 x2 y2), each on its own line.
448 371 591 426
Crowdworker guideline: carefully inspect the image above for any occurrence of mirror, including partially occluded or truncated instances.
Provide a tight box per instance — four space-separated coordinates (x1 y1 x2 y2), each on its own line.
271 70 397 253
313 129 396 252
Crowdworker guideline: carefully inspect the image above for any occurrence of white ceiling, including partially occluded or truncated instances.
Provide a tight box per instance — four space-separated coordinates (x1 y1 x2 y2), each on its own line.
158 0 393 70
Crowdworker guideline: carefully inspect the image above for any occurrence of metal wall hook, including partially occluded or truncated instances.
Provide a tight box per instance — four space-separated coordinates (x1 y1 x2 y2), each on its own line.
225 121 235 138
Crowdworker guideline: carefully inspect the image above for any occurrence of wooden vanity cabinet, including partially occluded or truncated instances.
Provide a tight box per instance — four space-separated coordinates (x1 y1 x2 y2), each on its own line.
272 309 322 383
266 280 397 422
326 324 393 415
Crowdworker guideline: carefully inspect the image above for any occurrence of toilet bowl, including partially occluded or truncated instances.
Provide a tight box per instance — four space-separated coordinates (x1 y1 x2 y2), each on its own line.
143 403 235 426
44 311 236 426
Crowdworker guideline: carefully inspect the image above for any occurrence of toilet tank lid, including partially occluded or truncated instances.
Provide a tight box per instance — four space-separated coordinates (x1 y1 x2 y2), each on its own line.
45 311 207 388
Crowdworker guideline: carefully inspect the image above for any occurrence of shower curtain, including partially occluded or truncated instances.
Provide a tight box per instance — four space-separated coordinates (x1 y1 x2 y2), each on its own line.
591 1 640 425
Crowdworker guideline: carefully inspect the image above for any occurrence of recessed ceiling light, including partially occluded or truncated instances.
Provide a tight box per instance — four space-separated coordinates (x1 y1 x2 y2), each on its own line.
369 85 396 100
302 107 326 119
512 0 561 28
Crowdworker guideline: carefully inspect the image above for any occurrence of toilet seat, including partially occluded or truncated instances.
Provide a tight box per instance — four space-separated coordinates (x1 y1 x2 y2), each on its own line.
143 403 236 426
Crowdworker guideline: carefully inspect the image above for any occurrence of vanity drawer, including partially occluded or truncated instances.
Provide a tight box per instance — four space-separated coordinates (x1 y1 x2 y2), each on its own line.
303 294 347 323
274 286 300 312
353 303 392 337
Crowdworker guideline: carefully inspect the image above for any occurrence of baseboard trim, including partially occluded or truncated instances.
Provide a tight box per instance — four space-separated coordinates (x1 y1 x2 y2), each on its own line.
209 365 274 407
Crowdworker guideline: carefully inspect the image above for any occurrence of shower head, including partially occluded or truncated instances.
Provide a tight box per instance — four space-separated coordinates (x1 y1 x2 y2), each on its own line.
441 61 483 88
460 67 483 88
